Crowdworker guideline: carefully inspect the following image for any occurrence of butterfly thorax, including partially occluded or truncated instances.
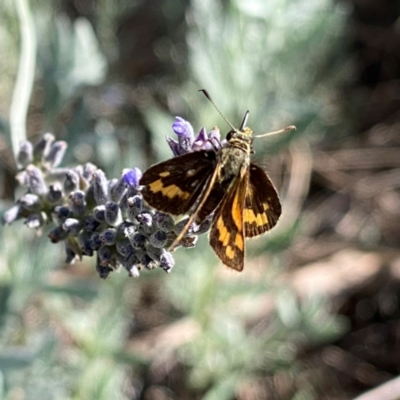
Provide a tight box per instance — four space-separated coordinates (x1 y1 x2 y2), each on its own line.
217 127 252 181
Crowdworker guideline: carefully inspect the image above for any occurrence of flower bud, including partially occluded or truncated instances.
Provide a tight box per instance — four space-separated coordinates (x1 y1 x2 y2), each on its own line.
98 245 113 266
78 232 93 256
82 163 98 181
154 212 175 232
63 218 83 236
64 170 80 194
119 185 140 213
126 195 143 221
33 133 54 162
96 256 112 279
105 201 121 226
160 251 175 272
93 205 106 222
137 212 153 234
146 245 163 261
17 141 33 168
128 265 140 278
120 252 141 277
127 232 147 249
149 230 167 248
44 141 67 168
110 176 126 202
25 213 45 229
90 233 102 250
84 216 100 232
46 184 63 204
99 228 117 246
54 206 71 223
19 193 41 211
48 226 69 243
26 165 47 195
92 170 108 205
2 205 21 225
140 253 157 270
69 191 87 216
116 221 134 237
115 240 133 257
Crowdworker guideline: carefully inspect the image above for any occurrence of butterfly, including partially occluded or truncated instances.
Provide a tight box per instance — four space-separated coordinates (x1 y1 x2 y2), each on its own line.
140 90 295 271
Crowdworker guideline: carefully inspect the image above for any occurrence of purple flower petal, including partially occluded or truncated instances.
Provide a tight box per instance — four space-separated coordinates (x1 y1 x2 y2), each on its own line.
172 117 194 138
172 117 195 154
166 136 181 157
195 127 208 143
123 168 142 187
192 141 214 151
208 127 221 142
192 127 222 152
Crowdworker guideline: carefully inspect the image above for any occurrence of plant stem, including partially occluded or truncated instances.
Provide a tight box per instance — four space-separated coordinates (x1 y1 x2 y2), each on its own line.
10 0 36 159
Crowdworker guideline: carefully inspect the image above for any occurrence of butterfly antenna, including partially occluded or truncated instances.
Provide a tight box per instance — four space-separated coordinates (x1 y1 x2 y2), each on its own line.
239 111 250 130
255 125 296 138
199 89 237 131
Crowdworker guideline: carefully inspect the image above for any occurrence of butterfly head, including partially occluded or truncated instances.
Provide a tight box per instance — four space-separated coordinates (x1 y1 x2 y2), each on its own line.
225 110 254 145
226 126 253 142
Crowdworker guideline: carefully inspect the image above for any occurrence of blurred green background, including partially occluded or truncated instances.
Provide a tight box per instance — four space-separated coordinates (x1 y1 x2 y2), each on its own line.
1 0 400 399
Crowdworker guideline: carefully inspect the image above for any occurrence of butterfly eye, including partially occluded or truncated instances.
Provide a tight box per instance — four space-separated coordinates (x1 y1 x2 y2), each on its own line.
226 130 234 141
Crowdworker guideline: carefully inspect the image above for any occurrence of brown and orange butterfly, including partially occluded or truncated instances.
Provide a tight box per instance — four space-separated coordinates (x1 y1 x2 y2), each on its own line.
140 90 295 271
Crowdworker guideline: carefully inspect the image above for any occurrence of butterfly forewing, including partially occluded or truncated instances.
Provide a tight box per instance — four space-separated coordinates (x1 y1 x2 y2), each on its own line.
140 151 217 215
244 164 282 237
195 181 226 224
209 168 248 271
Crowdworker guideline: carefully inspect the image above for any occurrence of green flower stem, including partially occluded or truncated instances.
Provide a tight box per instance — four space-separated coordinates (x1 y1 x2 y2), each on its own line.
10 0 37 159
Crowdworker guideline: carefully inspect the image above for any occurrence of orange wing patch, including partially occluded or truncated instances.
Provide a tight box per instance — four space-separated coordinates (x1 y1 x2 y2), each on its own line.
209 170 248 271
148 179 190 200
244 164 282 237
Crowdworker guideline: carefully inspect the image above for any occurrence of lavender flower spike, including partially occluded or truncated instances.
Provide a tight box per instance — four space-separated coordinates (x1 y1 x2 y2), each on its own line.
4 124 210 279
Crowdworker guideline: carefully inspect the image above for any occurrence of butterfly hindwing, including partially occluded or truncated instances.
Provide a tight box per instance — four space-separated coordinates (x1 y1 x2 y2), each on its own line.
195 181 226 224
244 163 282 237
140 150 217 215
209 167 248 271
